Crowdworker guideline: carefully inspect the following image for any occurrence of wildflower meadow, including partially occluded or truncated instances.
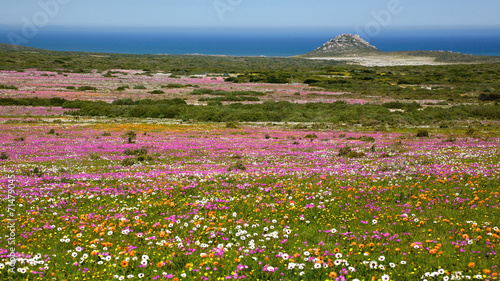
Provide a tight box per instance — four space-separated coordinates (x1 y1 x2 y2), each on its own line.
1 118 499 281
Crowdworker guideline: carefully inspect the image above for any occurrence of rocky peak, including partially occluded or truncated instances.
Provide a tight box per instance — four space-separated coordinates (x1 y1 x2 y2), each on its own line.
303 34 380 56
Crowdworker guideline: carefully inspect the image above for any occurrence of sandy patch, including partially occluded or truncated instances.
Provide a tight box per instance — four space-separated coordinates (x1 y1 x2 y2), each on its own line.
307 55 452 67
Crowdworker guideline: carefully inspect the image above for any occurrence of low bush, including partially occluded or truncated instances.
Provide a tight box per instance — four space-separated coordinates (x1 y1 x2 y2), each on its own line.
228 160 246 171
338 146 352 156
121 158 136 166
150 90 165 94
124 148 148 156
416 130 429 137
77 86 97 91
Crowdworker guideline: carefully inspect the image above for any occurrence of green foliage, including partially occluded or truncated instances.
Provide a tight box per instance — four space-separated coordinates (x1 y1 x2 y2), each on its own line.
77 86 97 91
124 131 137 143
382 101 422 111
199 96 260 102
304 133 318 139
0 97 67 106
0 152 9 160
0 84 18 90
225 122 239 128
124 148 148 156
89 153 101 160
133 85 147 89
121 158 136 166
479 93 500 101
416 130 429 137
338 146 352 156
47 129 56 135
149 90 165 94
228 160 246 171
347 151 366 158
360 136 376 142
466 128 475 136
162 83 188 88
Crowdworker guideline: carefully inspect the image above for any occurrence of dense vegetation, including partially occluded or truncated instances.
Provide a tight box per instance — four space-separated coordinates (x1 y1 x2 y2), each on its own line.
2 97 499 124
1 45 499 101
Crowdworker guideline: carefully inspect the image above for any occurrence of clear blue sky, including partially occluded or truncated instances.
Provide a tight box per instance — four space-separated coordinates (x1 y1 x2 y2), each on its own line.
1 0 499 30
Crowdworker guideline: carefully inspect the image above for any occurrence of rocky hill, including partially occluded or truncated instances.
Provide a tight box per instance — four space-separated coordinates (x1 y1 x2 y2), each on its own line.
301 34 381 57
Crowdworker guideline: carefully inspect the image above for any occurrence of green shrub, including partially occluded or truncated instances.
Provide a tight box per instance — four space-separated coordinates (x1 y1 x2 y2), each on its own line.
149 90 165 94
416 130 429 137
465 128 475 136
134 85 147 90
360 136 376 142
0 152 9 160
89 153 101 160
116 86 129 91
124 131 137 143
226 122 239 128
162 83 187 88
77 86 97 91
47 129 56 135
347 151 366 158
444 134 456 143
121 158 136 166
190 89 215 95
135 154 154 162
0 84 18 90
338 146 352 156
228 160 246 171
26 167 43 177
124 148 148 156
304 133 318 139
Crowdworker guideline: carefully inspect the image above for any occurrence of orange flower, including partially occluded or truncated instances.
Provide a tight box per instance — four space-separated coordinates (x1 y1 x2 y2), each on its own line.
120 260 129 267
157 262 164 267
429 249 438 254
483 269 491 275
468 262 475 268
329 272 337 278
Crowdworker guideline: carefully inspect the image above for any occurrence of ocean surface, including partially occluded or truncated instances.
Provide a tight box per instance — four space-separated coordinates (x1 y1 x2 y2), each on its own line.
1 29 499 57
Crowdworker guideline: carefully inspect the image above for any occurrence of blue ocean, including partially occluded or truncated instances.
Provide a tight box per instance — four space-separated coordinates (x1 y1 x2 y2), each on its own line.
1 28 499 57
